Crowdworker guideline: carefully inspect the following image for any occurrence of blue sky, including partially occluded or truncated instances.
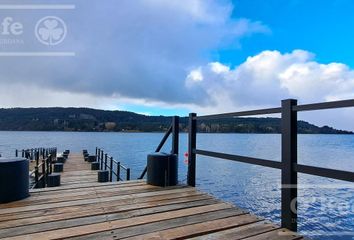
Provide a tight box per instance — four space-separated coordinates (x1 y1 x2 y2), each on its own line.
121 0 354 118
0 0 353 129
219 0 354 67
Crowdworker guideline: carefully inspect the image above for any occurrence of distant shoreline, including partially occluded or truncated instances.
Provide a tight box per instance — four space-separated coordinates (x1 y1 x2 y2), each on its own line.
0 130 352 135
0 107 352 134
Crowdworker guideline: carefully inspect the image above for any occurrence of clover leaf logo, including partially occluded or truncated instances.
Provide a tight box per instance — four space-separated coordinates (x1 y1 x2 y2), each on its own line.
35 16 67 46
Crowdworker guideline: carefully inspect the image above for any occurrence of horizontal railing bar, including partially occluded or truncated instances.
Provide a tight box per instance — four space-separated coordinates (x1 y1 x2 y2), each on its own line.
295 164 354 182
29 169 36 176
97 148 131 181
120 165 128 170
293 99 354 112
196 107 282 120
103 164 127 172
195 149 282 169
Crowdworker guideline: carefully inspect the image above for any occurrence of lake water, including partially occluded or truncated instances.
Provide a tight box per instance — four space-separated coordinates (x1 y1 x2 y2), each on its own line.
0 131 353 239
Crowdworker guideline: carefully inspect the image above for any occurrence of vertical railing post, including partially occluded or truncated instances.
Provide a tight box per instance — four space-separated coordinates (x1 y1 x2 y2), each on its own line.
34 166 39 188
96 148 99 167
35 158 39 188
281 99 298 232
104 154 107 170
46 156 50 175
126 168 130 181
49 155 53 174
172 116 179 155
35 156 39 170
21 149 24 157
42 159 46 188
187 113 197 187
100 150 103 170
101 151 104 167
110 157 113 182
117 162 121 181
15 149 18 157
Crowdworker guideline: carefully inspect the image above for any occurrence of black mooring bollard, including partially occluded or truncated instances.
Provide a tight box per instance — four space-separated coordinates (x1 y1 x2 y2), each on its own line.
47 173 61 187
91 162 100 170
147 152 178 187
88 155 96 163
53 163 64 172
98 170 109 182
57 156 65 163
0 158 29 203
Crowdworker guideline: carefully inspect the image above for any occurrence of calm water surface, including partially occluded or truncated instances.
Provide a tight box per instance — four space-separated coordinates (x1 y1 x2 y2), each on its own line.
0 131 353 239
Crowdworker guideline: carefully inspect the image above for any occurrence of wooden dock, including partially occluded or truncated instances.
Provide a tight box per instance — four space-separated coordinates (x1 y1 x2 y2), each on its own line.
0 153 304 239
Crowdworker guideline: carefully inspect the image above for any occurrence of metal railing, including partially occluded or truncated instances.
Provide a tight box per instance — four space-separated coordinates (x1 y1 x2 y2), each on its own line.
138 116 179 179
15 147 57 160
96 148 130 181
187 98 354 232
16 147 57 189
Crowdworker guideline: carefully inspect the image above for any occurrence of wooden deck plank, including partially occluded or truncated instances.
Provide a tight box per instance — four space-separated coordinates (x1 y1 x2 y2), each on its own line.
2 204 233 240
0 152 304 240
0 184 160 208
28 180 146 195
0 186 193 215
71 208 248 240
0 188 199 223
122 214 262 240
0 198 221 238
0 193 215 230
241 229 303 240
189 221 279 239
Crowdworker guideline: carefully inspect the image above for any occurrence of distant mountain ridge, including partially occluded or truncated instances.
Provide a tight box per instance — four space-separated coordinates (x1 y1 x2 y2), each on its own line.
0 107 352 134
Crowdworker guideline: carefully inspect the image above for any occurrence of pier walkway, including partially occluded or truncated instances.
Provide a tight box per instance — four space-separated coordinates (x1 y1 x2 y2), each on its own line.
0 153 304 239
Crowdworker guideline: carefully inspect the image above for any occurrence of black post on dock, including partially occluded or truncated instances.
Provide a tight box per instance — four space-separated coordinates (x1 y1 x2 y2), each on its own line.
98 149 101 163
172 116 179 155
97 149 101 169
109 157 113 182
104 154 107 170
42 159 46 187
49 155 53 174
187 113 197 187
127 168 130 181
34 165 39 187
281 99 298 232
117 162 121 181
15 149 18 157
101 151 104 167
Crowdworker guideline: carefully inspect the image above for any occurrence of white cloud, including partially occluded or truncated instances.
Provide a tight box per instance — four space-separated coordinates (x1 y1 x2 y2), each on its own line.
186 49 354 111
0 0 269 106
186 68 203 87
